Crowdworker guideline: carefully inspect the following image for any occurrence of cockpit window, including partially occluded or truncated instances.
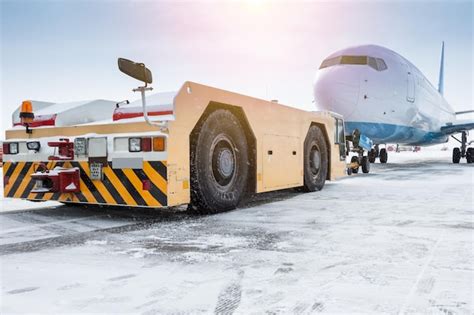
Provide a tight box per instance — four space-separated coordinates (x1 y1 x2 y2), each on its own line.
376 58 387 71
319 55 388 71
341 56 367 65
319 56 341 69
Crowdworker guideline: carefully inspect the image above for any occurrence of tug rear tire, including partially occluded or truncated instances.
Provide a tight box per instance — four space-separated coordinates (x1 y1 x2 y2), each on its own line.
303 125 328 192
189 109 249 214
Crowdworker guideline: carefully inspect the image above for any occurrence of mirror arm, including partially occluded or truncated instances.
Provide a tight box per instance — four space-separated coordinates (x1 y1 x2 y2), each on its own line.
132 85 168 133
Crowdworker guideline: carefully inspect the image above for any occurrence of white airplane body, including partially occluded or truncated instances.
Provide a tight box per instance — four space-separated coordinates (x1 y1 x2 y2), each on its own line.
313 44 473 149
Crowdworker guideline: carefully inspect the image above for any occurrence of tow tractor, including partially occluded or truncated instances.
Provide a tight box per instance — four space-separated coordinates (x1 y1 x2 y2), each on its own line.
3 59 350 213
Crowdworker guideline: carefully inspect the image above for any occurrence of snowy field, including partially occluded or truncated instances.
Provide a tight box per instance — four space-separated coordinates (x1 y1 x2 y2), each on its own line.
0 150 473 314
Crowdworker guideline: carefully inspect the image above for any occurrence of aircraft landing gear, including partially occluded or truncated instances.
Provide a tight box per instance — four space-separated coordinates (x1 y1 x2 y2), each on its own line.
346 129 372 175
349 152 370 175
452 131 473 164
361 156 370 173
368 148 377 163
379 148 388 163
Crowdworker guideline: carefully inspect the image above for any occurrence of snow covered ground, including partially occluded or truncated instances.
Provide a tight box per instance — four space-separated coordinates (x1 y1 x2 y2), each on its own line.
0 150 472 314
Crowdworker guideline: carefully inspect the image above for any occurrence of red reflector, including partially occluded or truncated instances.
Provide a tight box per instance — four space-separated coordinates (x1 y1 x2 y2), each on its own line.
142 179 151 191
142 138 152 152
2 143 10 154
4 176 10 186
13 114 56 128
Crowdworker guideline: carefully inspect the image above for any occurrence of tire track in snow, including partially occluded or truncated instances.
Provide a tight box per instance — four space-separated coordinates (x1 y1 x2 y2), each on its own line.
214 270 244 315
398 230 445 314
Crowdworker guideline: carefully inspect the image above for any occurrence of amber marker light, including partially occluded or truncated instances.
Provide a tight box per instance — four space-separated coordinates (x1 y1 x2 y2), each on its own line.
153 137 166 151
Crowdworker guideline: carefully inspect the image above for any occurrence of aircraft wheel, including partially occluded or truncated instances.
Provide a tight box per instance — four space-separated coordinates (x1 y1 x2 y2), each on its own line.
452 148 461 164
466 148 473 164
361 156 370 173
351 156 359 174
379 148 388 163
303 125 328 192
190 109 249 214
368 149 376 163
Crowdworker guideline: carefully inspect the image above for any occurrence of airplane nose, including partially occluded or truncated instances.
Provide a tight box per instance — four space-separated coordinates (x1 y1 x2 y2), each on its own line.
313 67 360 119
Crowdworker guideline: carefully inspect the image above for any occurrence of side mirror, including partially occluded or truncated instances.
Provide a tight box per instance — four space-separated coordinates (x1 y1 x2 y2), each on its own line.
118 58 153 84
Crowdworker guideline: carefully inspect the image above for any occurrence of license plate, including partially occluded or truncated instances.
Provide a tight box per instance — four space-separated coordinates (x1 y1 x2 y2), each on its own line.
90 163 102 180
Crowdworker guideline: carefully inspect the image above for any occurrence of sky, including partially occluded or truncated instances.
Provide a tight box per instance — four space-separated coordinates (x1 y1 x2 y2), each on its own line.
0 0 472 140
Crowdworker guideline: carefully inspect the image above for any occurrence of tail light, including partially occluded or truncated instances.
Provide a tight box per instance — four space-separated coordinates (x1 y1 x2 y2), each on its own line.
3 142 19 155
153 137 165 151
128 137 165 152
3 143 10 154
129 138 142 152
142 138 152 152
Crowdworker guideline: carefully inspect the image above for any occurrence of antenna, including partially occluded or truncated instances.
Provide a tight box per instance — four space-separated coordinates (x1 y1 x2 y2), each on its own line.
438 41 445 95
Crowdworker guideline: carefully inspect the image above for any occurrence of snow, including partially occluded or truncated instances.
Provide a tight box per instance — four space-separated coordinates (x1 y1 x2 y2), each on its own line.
65 182 77 190
0 150 473 313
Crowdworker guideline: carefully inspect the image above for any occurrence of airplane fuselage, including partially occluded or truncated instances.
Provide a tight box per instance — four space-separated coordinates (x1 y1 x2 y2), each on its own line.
314 45 456 146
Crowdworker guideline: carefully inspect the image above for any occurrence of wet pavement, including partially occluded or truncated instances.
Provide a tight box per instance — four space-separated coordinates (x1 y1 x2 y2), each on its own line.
0 152 473 314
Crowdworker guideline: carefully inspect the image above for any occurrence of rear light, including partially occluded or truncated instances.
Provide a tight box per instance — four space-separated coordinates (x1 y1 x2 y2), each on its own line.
142 179 151 191
74 138 88 155
129 138 142 152
3 143 10 154
128 137 166 152
9 142 19 155
27 141 41 151
153 137 166 151
142 137 152 152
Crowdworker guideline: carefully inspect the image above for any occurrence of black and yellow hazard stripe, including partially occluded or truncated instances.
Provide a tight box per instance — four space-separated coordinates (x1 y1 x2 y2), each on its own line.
3 161 168 207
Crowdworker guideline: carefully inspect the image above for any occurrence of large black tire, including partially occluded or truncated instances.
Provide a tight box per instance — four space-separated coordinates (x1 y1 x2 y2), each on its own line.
303 125 328 192
379 148 388 163
361 156 370 173
351 156 359 174
452 148 461 164
189 110 249 214
368 149 376 163
466 148 473 164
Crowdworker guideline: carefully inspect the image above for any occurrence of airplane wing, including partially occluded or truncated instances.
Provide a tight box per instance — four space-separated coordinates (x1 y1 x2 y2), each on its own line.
440 120 474 135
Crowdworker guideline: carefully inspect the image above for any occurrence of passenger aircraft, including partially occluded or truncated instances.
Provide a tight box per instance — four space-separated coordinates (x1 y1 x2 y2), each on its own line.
313 43 474 164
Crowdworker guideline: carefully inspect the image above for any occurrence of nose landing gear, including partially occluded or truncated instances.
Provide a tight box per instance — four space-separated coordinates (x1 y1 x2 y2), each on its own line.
452 131 473 164
346 129 372 175
368 144 388 164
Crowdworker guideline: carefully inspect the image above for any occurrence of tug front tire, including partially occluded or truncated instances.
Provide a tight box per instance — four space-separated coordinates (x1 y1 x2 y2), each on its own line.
303 125 328 192
190 110 249 214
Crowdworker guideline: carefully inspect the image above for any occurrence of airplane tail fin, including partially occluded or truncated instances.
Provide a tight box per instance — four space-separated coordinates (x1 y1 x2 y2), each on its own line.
438 41 445 95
